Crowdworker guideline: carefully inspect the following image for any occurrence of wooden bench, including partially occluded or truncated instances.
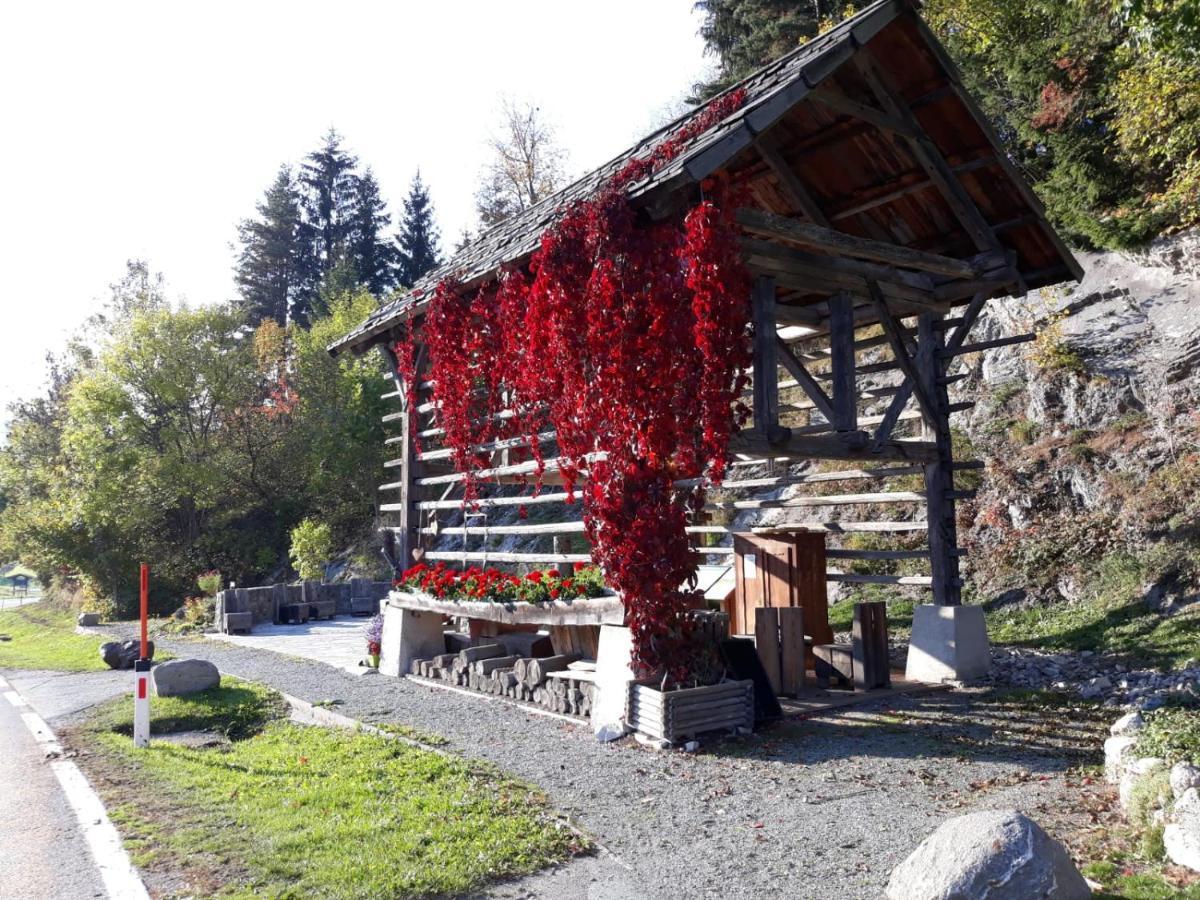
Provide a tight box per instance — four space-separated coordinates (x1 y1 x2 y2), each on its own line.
223 612 252 634
308 600 337 620
813 602 891 691
813 643 854 688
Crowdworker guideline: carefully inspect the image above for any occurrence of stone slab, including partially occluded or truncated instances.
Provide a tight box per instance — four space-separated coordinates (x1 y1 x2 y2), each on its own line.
592 625 634 742
379 602 446 678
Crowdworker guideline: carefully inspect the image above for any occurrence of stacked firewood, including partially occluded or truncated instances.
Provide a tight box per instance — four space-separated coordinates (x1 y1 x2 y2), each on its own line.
409 644 597 717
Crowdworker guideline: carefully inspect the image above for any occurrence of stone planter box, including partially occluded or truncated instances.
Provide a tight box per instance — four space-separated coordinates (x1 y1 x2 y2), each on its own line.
626 679 753 744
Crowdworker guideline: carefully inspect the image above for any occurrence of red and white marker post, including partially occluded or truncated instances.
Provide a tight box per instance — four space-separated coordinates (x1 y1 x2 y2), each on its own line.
133 563 151 748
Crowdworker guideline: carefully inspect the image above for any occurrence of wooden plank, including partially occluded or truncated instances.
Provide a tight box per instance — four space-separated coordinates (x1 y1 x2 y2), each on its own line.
755 605 782 696
728 428 938 463
735 208 984 279
827 292 857 432
940 334 1035 358
918 312 963 606
416 431 557 463
808 86 918 139
778 607 805 697
386 591 624 626
826 574 933 586
420 521 586 537
421 550 591 565
852 601 890 690
826 548 929 561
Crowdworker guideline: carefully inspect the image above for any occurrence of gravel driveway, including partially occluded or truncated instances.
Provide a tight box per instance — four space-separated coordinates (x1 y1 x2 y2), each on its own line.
90 626 1106 899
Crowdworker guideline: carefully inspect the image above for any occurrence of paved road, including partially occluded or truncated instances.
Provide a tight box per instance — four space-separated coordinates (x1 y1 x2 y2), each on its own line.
0 670 136 900
0 594 42 611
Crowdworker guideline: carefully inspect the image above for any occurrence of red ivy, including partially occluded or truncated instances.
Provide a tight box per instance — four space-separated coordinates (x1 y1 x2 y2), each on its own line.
412 89 750 681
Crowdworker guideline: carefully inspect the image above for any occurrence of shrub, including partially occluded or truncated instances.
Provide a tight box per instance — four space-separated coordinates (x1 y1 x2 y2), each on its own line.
196 570 222 598
1008 419 1038 445
289 519 332 582
1136 705 1200 766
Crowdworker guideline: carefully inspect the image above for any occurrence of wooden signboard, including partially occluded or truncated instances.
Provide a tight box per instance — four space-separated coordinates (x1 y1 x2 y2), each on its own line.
731 531 832 667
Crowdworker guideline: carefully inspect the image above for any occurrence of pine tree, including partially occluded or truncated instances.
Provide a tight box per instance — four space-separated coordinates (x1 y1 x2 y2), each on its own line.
395 171 442 287
348 168 398 296
234 167 308 326
693 0 827 97
299 128 358 275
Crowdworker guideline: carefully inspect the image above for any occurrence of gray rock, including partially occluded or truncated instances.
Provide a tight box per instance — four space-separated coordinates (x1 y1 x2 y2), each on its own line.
151 659 220 696
1119 757 1165 810
1099 734 1137 787
1165 788 1200 872
886 809 1089 900
100 639 153 670
77 612 101 627
1172 763 1200 800
1110 711 1145 736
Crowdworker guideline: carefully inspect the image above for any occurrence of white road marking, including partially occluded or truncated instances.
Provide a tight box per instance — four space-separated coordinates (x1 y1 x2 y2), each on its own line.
52 761 150 900
4 679 150 900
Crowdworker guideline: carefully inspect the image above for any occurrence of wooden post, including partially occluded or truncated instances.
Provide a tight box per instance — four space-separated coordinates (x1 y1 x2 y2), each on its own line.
752 275 786 444
382 339 420 572
918 313 961 606
827 291 857 432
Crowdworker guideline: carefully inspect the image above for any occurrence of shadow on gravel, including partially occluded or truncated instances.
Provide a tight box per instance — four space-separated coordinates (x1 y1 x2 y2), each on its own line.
705 688 1109 771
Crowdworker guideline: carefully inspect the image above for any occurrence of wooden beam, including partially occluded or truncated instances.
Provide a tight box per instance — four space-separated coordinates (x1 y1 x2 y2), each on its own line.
868 281 938 423
736 207 989 279
853 49 1000 254
918 312 963 606
775 338 836 423
827 292 857 431
729 428 938 463
808 86 918 139
828 155 997 221
751 276 785 442
753 136 832 227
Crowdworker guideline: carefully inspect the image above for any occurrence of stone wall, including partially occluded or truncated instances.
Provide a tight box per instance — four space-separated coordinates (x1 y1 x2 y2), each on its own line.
215 579 391 633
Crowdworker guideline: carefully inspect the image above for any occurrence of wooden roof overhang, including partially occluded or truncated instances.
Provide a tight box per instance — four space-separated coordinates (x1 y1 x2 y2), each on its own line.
329 0 1080 358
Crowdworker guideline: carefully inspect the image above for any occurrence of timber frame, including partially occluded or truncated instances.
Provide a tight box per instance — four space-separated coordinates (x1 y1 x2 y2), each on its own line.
332 0 1081 608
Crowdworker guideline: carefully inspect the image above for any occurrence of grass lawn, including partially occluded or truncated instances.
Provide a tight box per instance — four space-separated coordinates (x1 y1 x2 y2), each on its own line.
987 598 1200 670
70 680 583 898
0 603 109 671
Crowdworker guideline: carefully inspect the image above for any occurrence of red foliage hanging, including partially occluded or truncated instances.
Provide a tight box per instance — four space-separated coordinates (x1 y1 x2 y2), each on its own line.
417 89 752 681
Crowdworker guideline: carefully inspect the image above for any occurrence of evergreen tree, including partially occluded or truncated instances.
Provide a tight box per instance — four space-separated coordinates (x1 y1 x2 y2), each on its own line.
348 168 398 296
395 171 442 287
693 0 827 97
234 167 308 326
298 128 358 318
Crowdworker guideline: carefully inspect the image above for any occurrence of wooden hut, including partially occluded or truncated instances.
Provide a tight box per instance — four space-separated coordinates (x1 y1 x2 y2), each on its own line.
330 0 1080 681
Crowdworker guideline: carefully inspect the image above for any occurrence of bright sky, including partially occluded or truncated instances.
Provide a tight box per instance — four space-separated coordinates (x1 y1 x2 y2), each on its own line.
0 1 711 427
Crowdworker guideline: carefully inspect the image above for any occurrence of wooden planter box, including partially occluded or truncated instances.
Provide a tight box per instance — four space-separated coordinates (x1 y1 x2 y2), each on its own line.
626 679 754 744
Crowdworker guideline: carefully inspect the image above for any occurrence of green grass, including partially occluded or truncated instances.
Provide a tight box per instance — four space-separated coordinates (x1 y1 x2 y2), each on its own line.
987 597 1200 669
1083 860 1200 899
74 682 581 898
1135 704 1200 766
0 604 108 671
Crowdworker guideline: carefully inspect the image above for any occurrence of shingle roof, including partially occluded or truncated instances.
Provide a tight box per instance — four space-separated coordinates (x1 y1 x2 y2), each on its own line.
329 0 909 355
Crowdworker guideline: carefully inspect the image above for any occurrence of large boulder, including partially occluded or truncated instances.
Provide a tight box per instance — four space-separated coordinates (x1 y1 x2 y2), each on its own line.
99 640 153 670
151 658 220 697
1104 734 1139 783
886 809 1090 900
1171 762 1200 800
77 612 101 627
1165 788 1200 872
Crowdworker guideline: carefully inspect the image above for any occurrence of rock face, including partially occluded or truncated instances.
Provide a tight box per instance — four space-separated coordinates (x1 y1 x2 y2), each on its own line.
77 612 101 627
100 639 153 670
151 659 220 696
1166 787 1200 872
886 809 1090 900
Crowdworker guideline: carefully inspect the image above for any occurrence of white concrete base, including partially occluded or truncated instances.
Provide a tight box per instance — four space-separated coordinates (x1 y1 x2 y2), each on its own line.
905 604 990 683
592 625 634 742
379 600 446 678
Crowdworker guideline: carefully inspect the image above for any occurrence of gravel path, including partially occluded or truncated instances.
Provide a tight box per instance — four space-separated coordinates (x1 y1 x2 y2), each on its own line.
93 626 1105 899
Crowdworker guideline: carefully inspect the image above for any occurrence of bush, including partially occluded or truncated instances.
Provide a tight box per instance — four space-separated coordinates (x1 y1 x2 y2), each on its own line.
196 570 222 597
1136 705 1200 767
289 519 332 582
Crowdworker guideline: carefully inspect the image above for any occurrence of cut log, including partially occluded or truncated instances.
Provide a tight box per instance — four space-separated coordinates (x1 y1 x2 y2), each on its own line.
522 654 581 688
459 644 505 664
473 655 521 676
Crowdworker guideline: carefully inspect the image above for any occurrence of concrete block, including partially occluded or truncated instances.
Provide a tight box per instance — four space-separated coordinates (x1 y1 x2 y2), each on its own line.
223 612 252 635
379 602 446 678
905 604 990 683
592 625 635 742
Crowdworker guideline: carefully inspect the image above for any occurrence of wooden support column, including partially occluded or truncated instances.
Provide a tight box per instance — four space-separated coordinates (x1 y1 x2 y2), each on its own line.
752 275 788 444
827 292 857 432
381 340 421 573
917 313 961 606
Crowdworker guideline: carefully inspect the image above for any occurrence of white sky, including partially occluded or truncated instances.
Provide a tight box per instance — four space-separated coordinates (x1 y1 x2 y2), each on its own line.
0 1 711 426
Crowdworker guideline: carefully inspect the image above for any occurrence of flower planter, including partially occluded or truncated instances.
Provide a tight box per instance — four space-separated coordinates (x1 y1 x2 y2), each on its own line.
626 679 754 744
